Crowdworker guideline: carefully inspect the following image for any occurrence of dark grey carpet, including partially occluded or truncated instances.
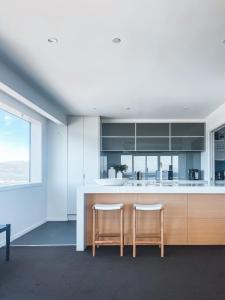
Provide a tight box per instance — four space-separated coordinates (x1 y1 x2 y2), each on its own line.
1 246 225 300
11 221 76 246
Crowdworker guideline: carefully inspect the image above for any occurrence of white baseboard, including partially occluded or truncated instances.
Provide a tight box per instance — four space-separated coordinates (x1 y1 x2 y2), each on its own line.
0 219 47 248
46 217 68 221
67 214 76 221
46 216 77 221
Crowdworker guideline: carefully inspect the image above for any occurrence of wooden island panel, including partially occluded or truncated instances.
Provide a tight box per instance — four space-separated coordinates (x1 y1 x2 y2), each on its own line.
188 194 225 218
164 218 188 245
187 194 225 245
188 219 225 245
86 193 225 246
86 193 188 245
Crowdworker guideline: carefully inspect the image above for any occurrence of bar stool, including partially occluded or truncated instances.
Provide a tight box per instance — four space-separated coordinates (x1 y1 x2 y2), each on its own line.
133 203 164 258
92 203 124 256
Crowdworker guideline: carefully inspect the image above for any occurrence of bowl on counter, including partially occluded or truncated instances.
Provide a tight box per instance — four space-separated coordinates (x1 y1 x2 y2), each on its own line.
95 178 128 186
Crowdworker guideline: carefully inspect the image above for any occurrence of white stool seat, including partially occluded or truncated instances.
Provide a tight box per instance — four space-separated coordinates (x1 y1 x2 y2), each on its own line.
93 203 124 211
134 203 163 211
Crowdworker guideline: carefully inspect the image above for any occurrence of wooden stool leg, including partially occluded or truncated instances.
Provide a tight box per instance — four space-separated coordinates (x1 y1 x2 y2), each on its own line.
96 210 100 248
133 207 136 258
92 209 96 256
120 208 124 256
160 209 164 258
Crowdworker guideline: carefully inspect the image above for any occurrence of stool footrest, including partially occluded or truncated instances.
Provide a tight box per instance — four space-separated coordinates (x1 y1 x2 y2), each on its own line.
98 233 121 237
136 234 160 239
135 241 161 245
95 240 121 245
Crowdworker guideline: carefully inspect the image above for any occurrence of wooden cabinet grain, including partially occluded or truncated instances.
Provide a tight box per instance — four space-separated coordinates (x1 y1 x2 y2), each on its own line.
86 193 225 246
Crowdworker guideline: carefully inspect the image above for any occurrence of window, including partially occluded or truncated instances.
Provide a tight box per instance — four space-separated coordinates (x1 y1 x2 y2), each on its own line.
147 156 158 178
160 156 172 170
0 105 42 187
160 155 179 178
121 155 132 173
100 155 108 178
134 156 146 172
172 156 179 179
147 156 158 172
0 109 30 186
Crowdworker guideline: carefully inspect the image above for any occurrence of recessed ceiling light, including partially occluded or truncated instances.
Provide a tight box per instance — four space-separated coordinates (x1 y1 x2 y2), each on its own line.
48 37 58 43
112 37 121 44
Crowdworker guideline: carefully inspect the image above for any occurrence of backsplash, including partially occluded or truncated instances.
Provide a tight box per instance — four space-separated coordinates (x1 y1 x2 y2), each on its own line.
100 151 202 180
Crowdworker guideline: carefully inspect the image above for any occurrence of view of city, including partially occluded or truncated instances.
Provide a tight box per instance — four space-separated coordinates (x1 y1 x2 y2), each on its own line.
0 108 30 186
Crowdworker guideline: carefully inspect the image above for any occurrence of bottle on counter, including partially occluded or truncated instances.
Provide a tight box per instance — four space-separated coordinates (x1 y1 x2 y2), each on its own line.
137 171 140 180
108 167 116 178
117 171 123 179
168 165 173 180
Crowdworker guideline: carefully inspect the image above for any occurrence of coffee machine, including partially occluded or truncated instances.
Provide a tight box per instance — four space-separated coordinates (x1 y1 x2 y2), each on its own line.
188 169 201 180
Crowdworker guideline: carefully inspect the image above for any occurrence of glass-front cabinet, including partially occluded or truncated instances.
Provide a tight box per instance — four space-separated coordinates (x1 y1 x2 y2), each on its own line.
136 123 169 136
101 122 205 152
101 123 135 151
136 138 169 151
102 137 135 151
171 123 205 151
100 121 204 179
171 137 205 151
102 123 135 136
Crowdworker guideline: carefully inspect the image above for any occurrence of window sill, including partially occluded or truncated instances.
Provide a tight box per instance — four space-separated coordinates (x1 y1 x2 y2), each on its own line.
0 183 43 192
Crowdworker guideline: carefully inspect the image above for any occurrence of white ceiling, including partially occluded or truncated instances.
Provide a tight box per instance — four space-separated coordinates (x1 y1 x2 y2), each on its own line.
0 0 225 118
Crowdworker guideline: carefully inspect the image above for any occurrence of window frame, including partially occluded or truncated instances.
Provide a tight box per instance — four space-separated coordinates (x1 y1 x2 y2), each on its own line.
0 103 42 189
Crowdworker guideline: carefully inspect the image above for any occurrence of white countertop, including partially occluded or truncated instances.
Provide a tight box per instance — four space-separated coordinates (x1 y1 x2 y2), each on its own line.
78 183 225 194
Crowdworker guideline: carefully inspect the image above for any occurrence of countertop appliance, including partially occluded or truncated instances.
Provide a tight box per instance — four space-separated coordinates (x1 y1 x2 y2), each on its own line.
215 170 225 181
188 169 201 180
136 171 143 180
168 165 173 180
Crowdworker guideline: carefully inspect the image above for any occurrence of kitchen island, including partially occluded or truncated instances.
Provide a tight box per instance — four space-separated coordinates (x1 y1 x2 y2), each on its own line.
76 184 225 251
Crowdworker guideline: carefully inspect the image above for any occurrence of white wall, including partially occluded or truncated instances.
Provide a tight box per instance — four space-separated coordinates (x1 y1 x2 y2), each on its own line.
0 185 47 245
0 92 48 245
46 121 68 221
67 116 100 216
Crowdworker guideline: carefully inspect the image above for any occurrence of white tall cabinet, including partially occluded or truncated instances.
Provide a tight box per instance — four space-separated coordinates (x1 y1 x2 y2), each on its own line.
67 116 100 217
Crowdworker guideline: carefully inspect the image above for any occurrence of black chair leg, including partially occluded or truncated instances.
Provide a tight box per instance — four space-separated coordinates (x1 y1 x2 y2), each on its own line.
6 224 10 261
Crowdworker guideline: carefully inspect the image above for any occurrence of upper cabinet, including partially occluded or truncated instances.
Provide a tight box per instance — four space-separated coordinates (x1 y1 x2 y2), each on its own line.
136 137 169 151
171 137 205 151
101 123 135 151
136 123 169 136
171 123 205 137
171 123 205 151
102 137 135 151
101 122 205 152
102 123 135 136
